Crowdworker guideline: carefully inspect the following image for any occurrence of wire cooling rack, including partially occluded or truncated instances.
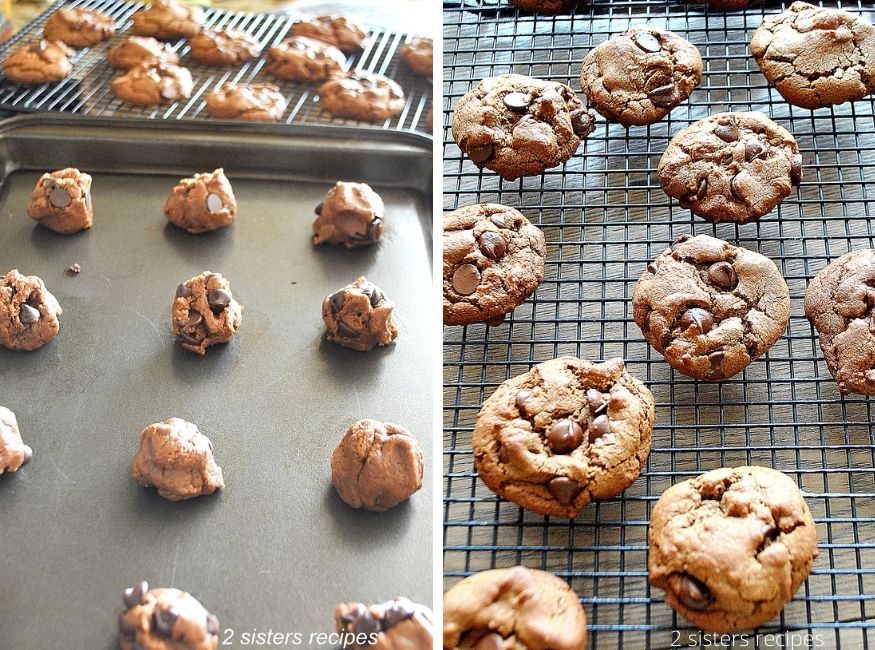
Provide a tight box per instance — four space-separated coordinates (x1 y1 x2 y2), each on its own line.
443 1 875 647
0 0 432 132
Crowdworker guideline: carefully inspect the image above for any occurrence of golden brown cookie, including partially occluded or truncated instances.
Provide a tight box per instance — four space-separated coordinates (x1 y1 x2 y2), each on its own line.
2 40 74 84
107 36 179 69
43 7 115 48
265 36 346 82
188 28 262 66
290 15 368 53
318 71 405 122
131 0 205 40
111 61 193 105
400 36 432 78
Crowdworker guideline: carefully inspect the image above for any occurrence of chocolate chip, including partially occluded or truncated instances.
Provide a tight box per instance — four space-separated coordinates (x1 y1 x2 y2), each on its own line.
381 602 415 630
123 581 149 608
708 349 725 367
646 262 657 274
478 232 506 260
341 604 367 628
65 262 81 275
713 119 738 143
503 92 530 111
206 614 220 636
178 331 201 346
547 419 584 454
337 321 358 338
648 83 676 108
547 476 583 505
452 264 481 296
695 177 708 201
489 214 511 229
152 607 178 637
363 285 383 307
184 310 203 327
48 186 72 209
207 289 231 314
515 389 533 414
790 153 803 185
633 31 661 53
707 261 737 291
18 303 39 324
676 574 712 611
570 108 594 136
314 201 323 215
586 387 608 414
680 308 713 335
206 193 224 214
353 611 381 637
744 140 764 162
466 143 494 164
175 283 192 298
474 633 505 650
329 290 345 313
589 414 611 442
367 217 381 241
118 613 136 639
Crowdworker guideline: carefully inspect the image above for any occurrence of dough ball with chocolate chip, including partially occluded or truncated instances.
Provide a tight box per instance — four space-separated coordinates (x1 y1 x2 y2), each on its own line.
131 418 224 501
322 276 397 352
27 168 93 234
172 271 242 355
331 419 424 511
118 581 220 649
0 269 62 351
164 168 236 234
335 598 433 649
0 407 32 476
312 181 384 248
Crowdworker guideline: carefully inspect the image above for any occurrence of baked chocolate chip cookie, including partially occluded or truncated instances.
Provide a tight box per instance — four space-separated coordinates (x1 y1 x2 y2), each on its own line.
118 581 220 649
0 269 62 351
43 7 115 48
658 111 802 224
164 168 236 234
111 61 193 105
172 271 242 354
188 29 262 66
451 73 595 180
3 40 74 84
580 28 703 126
206 82 286 122
507 0 589 13
0 407 32 476
443 203 545 326
474 356 654 518
804 249 875 395
336 598 433 649
312 181 383 248
131 0 204 40
290 15 368 53
107 36 179 69
751 2 875 110
266 36 346 82
400 37 432 78
322 276 398 352
318 71 405 122
649 466 818 633
633 234 790 381
27 167 93 234
443 566 587 649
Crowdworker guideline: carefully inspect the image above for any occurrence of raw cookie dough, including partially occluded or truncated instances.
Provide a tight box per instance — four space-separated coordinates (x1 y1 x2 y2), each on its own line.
400 37 432 78
318 71 405 122
335 598 434 649
751 2 875 110
804 249 875 395
331 419 423 511
118 581 220 650
474 356 655 518
0 407 32 476
43 7 115 48
633 234 790 381
311 181 384 248
649 466 818 632
2 40 74 84
107 36 179 69
131 0 205 40
111 61 193 105
658 111 802 224
0 269 62 351
188 29 262 66
131 418 224 501
172 271 242 354
443 203 546 326
290 15 368 53
322 277 398 352
443 566 588 650
27 167 93 234
507 0 589 13
580 28 703 126
164 168 236 234
451 73 596 180
206 82 287 122
266 36 346 81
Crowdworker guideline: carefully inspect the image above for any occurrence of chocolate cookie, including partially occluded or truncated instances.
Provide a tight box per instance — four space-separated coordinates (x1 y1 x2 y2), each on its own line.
312 181 383 248
118 581 220 649
318 71 405 122
658 111 802 224
451 73 595 180
2 40 73 84
206 82 287 122
290 15 368 53
43 7 115 48
507 0 589 13
0 407 32 476
111 61 193 105
107 36 179 70
400 37 432 78
322 276 398 352
474 356 654 518
649 466 818 633
27 168 93 234
443 566 587 650
266 36 346 82
580 28 703 127
443 203 545 326
804 249 875 395
331 419 423 511
633 234 790 381
131 0 204 40
188 28 262 66
0 269 62 351
164 168 236 234
172 271 242 354
751 2 875 110
335 598 433 649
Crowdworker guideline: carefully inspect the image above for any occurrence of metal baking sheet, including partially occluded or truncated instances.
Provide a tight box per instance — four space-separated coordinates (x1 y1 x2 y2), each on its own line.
0 115 433 648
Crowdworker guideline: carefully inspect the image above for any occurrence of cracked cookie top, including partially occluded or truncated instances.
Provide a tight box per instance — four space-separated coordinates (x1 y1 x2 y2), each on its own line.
290 15 368 53
107 36 179 70
111 61 193 105
131 0 204 40
188 29 262 67
2 40 74 84
473 356 654 518
318 71 405 122
751 2 875 110
648 466 818 633
633 234 790 381
206 82 286 122
44 7 116 48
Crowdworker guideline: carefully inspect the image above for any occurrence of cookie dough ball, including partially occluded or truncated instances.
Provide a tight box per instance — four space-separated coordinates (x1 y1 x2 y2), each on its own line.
443 566 588 650
206 82 287 122
131 418 224 501
318 71 406 122
3 40 74 84
312 181 384 248
131 0 205 40
111 61 193 105
290 15 368 53
107 36 179 70
649 466 818 633
400 37 432 78
188 29 262 66
164 168 236 234
0 407 32 476
0 269 62 351
331 419 423 511
172 271 242 355
335 598 433 649
265 36 346 82
43 7 115 48
118 581 220 650
322 276 398 352
27 168 93 234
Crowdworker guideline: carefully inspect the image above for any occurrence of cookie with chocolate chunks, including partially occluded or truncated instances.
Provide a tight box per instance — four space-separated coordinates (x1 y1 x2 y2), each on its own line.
312 181 383 248
118 581 220 649
111 61 193 105
131 0 204 40
318 71 405 122
0 269 62 351
188 29 262 66
322 276 397 352
336 598 433 649
44 7 115 48
206 82 287 122
290 15 368 53
164 168 236 234
107 36 179 70
27 167 93 234
172 271 242 354
266 36 346 82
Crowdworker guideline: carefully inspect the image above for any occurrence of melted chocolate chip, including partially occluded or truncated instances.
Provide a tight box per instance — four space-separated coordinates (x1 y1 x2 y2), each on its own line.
380 602 415 630
176 283 192 298
708 349 725 366
207 289 231 313
467 143 494 164
515 389 533 414
589 414 611 442
18 303 39 324
695 177 708 200
547 419 584 454
648 83 676 108
353 611 381 637
178 331 201 346
341 604 367 628
503 92 530 111
744 140 764 162
713 119 738 143
337 321 358 338
547 476 583 505
48 186 72 209
790 153 803 185
570 108 594 136
490 213 512 229
314 201 323 215
206 193 224 214
676 574 712 611
184 310 203 327
586 388 608 414
478 232 506 260
474 633 505 650
123 581 149 608
363 284 384 307
329 290 345 313
646 262 657 274
452 264 481 295
707 261 737 291
152 607 178 637
680 308 713 335
633 31 661 53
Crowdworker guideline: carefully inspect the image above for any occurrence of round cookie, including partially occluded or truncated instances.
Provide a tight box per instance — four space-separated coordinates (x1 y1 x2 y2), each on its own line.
43 7 115 48
658 111 802 224
633 234 790 381
312 181 384 248
580 28 703 127
443 203 545 326
206 82 287 122
322 276 398 352
27 167 93 234
107 36 179 69
649 466 818 633
3 40 74 84
164 168 236 234
443 566 587 650
336 598 433 649
118 582 220 649
804 249 875 395
507 0 589 14
0 407 33 476
266 36 346 82
111 61 193 105
451 73 596 180
400 37 432 78
290 15 368 53
172 271 242 354
473 356 655 518
131 0 205 40
751 2 875 110
318 71 405 122
0 269 62 352
188 29 262 66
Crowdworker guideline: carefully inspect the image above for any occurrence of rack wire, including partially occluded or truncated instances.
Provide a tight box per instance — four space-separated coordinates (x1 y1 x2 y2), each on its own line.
0 0 432 132
443 1 875 647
